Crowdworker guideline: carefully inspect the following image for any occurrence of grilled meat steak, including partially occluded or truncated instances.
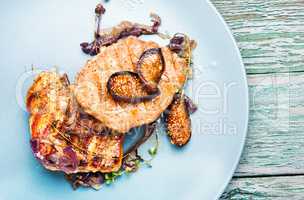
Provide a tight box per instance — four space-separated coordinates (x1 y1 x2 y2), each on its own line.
27 72 123 174
75 36 189 133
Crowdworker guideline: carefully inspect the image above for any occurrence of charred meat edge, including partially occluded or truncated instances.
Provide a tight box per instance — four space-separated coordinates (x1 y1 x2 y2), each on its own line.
66 122 157 189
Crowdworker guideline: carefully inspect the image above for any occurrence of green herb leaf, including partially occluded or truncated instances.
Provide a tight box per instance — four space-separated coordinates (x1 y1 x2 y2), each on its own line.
104 173 111 180
112 170 123 177
148 146 158 156
105 179 112 185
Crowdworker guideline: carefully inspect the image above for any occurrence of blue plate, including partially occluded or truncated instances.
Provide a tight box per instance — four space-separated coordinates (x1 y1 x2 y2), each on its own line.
0 0 248 199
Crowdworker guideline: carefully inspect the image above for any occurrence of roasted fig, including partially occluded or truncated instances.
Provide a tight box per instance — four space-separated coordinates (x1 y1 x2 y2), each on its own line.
107 71 160 103
137 48 165 93
165 94 191 147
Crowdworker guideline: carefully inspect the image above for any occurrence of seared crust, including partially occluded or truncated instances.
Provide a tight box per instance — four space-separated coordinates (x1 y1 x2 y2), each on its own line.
27 72 123 174
75 36 189 133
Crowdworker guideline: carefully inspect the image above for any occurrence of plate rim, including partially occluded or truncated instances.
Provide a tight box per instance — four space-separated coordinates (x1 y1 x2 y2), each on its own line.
0 1 249 199
205 0 249 199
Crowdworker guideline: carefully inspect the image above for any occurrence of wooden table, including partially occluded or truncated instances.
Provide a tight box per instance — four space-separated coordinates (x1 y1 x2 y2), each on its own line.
210 0 304 199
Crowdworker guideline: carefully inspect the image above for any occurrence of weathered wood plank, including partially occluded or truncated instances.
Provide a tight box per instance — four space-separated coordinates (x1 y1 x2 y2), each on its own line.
221 176 304 200
212 0 304 74
236 72 304 176
210 0 304 197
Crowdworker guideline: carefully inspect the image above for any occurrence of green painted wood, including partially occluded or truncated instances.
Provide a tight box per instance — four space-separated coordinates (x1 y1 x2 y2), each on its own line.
212 0 304 74
221 176 304 199
211 0 304 197
236 72 304 176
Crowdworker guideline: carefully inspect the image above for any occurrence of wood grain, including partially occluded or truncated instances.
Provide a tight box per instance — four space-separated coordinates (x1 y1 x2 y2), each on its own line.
221 176 304 199
212 0 304 74
222 72 304 198
236 72 304 176
210 0 304 197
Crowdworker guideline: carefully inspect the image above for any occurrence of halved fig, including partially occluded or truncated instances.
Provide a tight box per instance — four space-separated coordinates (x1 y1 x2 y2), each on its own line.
165 94 191 147
107 71 160 103
137 48 165 93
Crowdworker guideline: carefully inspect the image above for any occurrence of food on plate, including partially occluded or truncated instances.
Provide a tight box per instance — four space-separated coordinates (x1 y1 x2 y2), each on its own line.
123 122 157 157
65 172 105 190
184 95 198 114
75 36 189 133
107 71 160 103
137 48 165 93
26 3 197 190
80 4 161 56
168 33 197 56
27 72 123 173
65 122 157 190
165 93 192 147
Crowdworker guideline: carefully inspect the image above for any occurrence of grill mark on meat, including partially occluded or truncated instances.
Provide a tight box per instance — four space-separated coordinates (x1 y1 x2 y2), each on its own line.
124 39 137 69
114 39 134 72
125 37 146 66
27 72 124 174
75 36 188 133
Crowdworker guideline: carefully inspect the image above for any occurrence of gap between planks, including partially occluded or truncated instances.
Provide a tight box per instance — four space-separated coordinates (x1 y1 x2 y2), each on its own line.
235 72 304 176
234 173 304 179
